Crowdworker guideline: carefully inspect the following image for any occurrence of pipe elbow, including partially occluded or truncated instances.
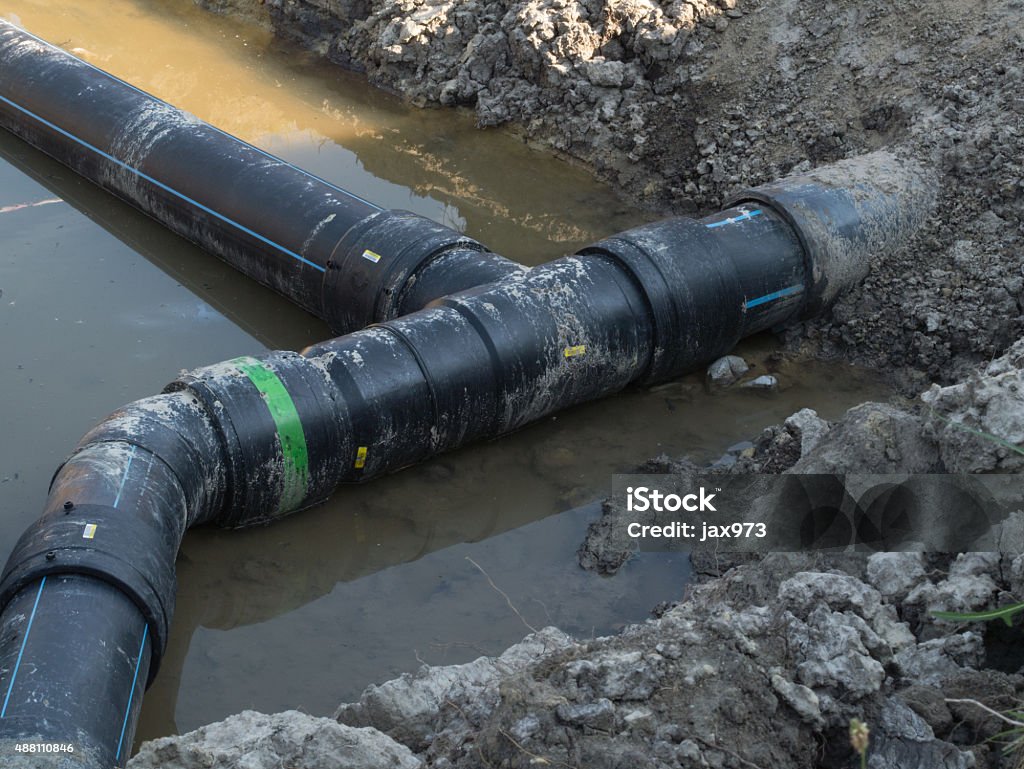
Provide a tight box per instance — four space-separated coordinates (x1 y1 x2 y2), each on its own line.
73 391 228 521
0 391 225 689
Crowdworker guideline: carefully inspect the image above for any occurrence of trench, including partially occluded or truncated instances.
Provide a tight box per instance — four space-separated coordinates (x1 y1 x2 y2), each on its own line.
0 0 899 756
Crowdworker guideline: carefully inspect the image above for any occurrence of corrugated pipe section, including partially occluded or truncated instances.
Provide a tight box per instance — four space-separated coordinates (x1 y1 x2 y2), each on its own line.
0 19 935 769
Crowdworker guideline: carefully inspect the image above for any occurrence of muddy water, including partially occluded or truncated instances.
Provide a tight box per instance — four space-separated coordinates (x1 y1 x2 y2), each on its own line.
0 0 897 754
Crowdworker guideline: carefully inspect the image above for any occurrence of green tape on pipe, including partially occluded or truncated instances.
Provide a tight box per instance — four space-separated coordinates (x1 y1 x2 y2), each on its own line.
231 356 310 513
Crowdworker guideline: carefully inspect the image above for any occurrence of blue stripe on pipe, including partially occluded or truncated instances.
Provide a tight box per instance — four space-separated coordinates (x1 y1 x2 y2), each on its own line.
744 284 803 309
1 24 382 212
705 209 762 228
0 576 47 718
115 623 149 761
112 444 138 509
0 92 328 273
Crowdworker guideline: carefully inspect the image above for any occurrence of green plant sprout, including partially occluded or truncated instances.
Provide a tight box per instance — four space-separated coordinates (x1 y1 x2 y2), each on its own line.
926 408 1024 457
931 602 1024 627
849 718 869 769
934 602 1024 766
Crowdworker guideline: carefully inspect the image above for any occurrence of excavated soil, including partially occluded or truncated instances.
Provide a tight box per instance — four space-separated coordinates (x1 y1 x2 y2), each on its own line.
129 0 1024 767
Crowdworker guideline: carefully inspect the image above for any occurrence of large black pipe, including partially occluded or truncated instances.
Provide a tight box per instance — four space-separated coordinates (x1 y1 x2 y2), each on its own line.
0 19 522 333
0 393 214 767
0 141 934 765
0 127 333 349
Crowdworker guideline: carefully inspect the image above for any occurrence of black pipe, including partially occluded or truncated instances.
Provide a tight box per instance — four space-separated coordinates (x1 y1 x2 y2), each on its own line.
0 144 934 765
0 576 151 767
0 20 522 333
0 390 228 767
0 126 333 349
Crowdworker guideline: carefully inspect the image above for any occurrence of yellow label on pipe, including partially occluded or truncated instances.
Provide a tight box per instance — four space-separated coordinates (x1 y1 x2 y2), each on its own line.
563 345 586 358
83 523 97 539
361 249 382 264
355 446 368 469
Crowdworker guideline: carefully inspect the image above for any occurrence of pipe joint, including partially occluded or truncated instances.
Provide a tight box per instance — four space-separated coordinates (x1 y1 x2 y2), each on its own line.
577 230 686 384
727 150 935 316
580 217 751 383
0 504 173 685
73 393 227 520
323 209 512 333
167 351 349 527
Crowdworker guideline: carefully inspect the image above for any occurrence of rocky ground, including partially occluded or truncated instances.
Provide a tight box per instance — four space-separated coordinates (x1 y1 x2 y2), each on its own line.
130 0 1024 766
582 339 1024 577
129 551 1024 769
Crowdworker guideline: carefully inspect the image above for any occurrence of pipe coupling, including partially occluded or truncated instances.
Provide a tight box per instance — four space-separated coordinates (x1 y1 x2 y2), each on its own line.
0 505 175 685
166 351 349 526
727 150 935 316
322 210 494 332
